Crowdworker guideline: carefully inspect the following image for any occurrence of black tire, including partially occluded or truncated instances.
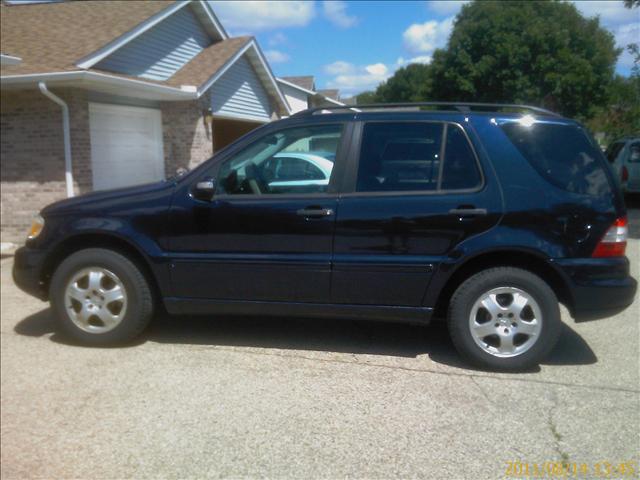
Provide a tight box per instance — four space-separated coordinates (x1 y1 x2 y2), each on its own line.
447 267 561 371
50 248 154 345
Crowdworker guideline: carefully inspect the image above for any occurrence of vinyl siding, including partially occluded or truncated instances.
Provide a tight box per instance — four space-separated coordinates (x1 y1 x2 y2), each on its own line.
95 6 211 81
211 56 273 121
280 83 309 113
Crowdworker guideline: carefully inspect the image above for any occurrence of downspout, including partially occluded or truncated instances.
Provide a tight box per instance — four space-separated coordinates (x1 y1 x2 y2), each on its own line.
38 82 74 197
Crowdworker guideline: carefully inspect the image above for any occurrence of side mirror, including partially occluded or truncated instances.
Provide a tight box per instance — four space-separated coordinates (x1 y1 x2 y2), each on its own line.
193 177 216 200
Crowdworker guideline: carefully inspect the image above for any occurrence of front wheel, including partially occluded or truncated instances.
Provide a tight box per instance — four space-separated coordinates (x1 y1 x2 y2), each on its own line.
447 267 561 371
50 248 154 345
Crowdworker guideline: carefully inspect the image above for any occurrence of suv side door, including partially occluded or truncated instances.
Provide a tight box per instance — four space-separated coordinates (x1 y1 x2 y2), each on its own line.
331 119 502 307
167 122 351 303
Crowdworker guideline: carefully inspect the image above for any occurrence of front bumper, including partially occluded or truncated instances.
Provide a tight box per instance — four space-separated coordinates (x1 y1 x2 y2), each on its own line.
553 256 637 321
12 246 48 300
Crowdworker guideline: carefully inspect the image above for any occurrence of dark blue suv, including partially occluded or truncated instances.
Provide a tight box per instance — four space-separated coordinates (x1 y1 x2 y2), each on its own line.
13 103 637 371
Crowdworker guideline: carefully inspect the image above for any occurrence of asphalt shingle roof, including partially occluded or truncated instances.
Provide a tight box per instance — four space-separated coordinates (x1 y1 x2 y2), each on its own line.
281 75 315 91
161 37 251 88
0 1 171 76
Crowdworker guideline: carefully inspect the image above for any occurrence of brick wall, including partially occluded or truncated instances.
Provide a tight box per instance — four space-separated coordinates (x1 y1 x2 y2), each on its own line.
1 87 263 244
0 88 92 244
161 92 213 175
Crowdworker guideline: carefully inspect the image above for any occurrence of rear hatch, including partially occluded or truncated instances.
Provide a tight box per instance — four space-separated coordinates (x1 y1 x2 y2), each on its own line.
499 120 627 258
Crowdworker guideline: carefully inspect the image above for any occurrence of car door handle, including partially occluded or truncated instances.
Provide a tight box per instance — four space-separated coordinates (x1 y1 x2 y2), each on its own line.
449 207 488 216
296 207 334 218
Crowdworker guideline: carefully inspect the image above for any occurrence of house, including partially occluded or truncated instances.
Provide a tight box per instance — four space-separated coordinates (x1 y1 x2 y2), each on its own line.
0 0 323 244
277 76 344 114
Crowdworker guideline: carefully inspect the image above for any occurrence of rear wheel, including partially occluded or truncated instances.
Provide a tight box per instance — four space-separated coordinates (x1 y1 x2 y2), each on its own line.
447 267 561 371
50 248 153 345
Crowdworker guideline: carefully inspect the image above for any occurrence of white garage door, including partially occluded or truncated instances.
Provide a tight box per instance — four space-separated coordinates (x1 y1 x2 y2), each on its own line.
89 103 164 191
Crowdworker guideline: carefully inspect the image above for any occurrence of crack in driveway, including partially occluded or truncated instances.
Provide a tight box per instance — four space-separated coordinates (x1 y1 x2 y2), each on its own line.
187 344 640 394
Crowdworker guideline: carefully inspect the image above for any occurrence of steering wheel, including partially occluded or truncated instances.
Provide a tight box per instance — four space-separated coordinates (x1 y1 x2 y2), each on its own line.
244 162 269 194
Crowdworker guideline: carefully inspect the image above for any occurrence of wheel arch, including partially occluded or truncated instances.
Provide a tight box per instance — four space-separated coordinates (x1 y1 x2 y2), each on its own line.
41 232 163 302
433 249 574 319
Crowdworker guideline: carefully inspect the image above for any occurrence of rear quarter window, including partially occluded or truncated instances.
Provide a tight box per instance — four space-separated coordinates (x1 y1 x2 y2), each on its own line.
500 122 612 197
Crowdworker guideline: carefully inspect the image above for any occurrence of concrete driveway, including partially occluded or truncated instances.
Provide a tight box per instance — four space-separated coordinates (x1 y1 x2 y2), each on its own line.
1 205 639 479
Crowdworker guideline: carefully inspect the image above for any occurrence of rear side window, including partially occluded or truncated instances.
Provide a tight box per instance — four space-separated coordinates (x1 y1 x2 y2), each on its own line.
355 122 482 192
441 125 482 190
629 143 640 163
500 123 611 196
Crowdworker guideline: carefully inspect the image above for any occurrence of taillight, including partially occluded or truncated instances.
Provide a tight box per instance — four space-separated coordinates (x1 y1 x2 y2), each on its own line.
592 217 628 257
622 166 629 183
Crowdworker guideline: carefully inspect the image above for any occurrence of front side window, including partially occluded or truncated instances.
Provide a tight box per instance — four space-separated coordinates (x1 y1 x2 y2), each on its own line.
355 122 481 193
217 124 342 195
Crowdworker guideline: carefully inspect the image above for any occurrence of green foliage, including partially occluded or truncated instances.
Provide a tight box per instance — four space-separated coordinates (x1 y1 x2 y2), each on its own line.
353 90 378 104
375 0 621 120
375 63 433 103
586 75 640 143
587 42 640 144
429 1 620 119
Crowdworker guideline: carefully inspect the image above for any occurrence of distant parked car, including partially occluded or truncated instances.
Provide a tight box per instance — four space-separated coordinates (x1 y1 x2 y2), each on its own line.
262 152 334 193
13 102 637 371
606 137 640 194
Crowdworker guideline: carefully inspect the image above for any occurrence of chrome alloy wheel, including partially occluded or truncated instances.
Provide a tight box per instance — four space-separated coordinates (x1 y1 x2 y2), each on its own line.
469 287 543 358
64 267 127 333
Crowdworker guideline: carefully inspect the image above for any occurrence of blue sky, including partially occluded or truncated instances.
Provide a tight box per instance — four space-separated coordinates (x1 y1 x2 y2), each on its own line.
209 0 640 98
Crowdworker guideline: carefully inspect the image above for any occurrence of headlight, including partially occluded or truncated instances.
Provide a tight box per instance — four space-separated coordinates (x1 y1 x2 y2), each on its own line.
27 214 45 240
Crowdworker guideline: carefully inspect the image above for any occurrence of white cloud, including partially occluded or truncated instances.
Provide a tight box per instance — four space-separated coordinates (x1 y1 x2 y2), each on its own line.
324 57 436 96
264 49 290 63
572 1 640 73
324 60 355 75
365 63 388 76
322 1 358 28
208 1 315 31
325 61 392 95
268 32 287 46
572 1 638 25
403 16 454 54
396 55 433 66
426 0 469 16
614 22 640 68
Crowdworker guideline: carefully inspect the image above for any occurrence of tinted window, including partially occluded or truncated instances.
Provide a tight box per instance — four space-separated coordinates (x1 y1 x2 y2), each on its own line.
500 122 611 196
441 125 482 190
356 122 443 192
629 143 640 163
264 156 326 181
217 125 341 195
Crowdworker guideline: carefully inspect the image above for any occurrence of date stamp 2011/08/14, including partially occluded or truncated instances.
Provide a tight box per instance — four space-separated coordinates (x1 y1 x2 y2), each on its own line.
505 461 638 478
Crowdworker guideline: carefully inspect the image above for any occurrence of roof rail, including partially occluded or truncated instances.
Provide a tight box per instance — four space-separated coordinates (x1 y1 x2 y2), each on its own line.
292 102 562 118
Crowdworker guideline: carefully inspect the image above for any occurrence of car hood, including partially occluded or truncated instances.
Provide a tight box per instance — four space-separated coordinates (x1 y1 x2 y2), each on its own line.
41 180 175 216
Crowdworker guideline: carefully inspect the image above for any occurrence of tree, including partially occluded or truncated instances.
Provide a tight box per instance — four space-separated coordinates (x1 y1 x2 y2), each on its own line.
586 39 640 144
375 63 433 103
353 90 377 104
586 75 640 143
377 1 620 119
624 0 639 8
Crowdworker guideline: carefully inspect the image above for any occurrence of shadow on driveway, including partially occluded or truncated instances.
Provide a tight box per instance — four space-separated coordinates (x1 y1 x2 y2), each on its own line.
14 308 597 371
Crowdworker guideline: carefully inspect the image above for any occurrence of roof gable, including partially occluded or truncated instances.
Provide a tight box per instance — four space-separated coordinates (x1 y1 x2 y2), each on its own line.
94 5 212 81
0 1 171 75
211 55 273 122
